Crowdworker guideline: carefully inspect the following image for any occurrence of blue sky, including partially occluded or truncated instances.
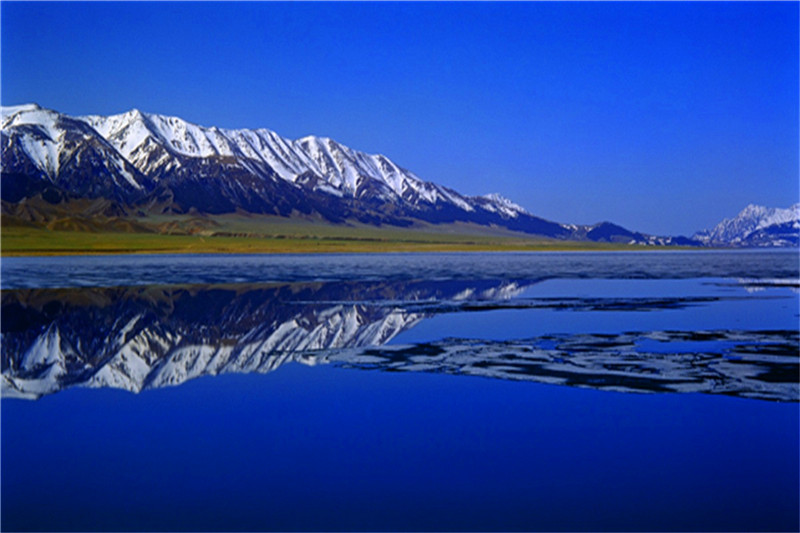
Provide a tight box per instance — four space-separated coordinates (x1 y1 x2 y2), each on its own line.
2 2 797 235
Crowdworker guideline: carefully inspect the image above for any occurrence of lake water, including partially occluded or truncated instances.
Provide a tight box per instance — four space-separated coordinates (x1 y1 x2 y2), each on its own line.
2 251 798 531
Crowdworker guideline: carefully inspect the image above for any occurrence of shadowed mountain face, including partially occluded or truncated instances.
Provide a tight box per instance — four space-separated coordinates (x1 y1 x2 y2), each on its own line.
0 105 568 233
2 279 797 401
1 104 698 244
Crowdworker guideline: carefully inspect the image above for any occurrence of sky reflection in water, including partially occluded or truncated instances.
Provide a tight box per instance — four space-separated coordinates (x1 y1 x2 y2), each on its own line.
1 251 798 531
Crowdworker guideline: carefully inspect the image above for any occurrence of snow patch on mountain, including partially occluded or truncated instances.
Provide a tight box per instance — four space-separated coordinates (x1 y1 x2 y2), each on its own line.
293 135 475 209
694 204 800 246
2 104 144 190
2 104 63 178
479 193 529 218
3 103 708 245
84 109 236 160
80 107 473 209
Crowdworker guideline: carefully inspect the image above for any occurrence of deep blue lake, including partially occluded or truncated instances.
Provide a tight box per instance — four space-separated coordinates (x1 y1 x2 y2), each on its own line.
2 251 798 531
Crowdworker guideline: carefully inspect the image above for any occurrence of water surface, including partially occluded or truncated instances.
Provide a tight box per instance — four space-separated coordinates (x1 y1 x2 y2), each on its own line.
2 251 798 531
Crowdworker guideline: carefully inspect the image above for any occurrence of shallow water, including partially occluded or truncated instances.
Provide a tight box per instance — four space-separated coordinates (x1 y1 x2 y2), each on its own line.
3 249 798 289
2 251 798 531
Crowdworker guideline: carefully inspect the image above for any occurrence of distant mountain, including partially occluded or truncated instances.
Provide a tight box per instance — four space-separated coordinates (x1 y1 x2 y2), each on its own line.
3 103 694 244
693 204 800 247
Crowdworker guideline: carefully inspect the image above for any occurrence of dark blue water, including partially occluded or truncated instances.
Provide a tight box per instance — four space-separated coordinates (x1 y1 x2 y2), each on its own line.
2 251 798 531
4 366 797 532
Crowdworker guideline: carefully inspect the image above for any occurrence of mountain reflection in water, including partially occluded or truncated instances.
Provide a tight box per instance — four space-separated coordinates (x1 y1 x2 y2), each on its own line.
2 279 798 401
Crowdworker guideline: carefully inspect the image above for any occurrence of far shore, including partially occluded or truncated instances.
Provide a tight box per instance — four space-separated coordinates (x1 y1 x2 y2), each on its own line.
0 226 699 257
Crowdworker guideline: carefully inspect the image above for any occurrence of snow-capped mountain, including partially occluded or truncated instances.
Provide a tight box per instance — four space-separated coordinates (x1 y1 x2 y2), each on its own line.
81 108 474 209
693 204 800 247
3 103 572 231
2 103 693 244
1 104 152 204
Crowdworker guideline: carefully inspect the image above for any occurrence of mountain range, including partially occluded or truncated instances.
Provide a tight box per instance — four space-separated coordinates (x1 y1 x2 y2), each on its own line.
693 203 800 247
2 103 797 247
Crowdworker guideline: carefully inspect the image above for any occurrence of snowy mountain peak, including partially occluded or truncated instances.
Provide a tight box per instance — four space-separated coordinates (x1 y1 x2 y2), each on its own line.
79 110 442 203
8 102 41 111
1 102 42 115
3 103 704 245
84 109 237 161
2 103 59 129
693 203 800 247
296 134 333 146
291 134 475 208
1 103 146 191
480 193 529 217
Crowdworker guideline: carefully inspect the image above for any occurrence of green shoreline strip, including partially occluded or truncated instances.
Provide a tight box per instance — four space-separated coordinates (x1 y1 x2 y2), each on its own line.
1 226 664 256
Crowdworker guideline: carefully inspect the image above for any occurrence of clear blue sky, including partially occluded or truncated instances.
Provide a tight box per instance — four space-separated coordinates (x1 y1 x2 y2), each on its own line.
2 2 797 235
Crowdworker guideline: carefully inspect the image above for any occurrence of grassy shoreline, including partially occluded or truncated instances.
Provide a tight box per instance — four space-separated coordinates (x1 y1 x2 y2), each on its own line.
0 226 654 256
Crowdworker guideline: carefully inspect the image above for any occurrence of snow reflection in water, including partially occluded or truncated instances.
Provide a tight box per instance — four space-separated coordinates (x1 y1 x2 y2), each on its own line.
3 277 797 401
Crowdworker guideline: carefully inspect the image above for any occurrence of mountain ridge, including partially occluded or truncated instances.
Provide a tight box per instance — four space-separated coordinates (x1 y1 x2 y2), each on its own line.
3 103 795 247
3 103 583 239
693 203 800 247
